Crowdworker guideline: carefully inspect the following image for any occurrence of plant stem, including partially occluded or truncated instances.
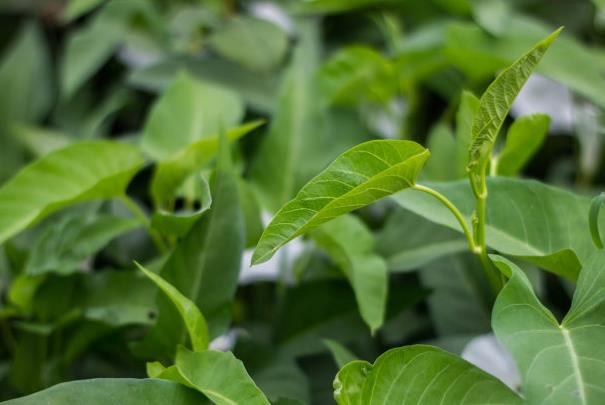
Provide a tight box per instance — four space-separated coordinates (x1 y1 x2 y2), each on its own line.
119 195 169 254
412 184 477 253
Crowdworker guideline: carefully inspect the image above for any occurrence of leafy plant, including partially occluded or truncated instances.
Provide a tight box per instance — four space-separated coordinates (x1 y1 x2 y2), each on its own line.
2 1 605 404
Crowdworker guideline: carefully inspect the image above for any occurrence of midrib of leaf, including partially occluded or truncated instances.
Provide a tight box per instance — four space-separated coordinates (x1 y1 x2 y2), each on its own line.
560 326 587 404
256 149 429 264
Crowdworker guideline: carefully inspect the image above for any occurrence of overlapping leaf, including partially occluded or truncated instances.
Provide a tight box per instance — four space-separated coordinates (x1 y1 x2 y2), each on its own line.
492 253 605 404
252 140 429 265
0 141 144 245
333 345 520 404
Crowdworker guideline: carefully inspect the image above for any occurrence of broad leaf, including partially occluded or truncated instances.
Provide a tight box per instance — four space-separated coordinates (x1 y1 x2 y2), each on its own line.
493 114 550 176
150 120 264 208
4 378 201 404
467 27 560 195
0 141 144 245
134 134 244 358
492 253 605 404
333 345 521 404
311 214 387 332
394 177 597 280
141 72 243 161
252 140 429 265
25 213 140 276
136 263 209 352
170 346 270 405
208 17 288 72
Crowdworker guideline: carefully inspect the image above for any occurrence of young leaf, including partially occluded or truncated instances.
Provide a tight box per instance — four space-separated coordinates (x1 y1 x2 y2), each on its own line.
493 114 550 176
455 90 480 178
141 71 243 161
394 177 597 281
4 378 202 404
134 133 244 358
467 27 561 196
135 263 209 352
333 345 521 404
492 253 605 404
173 346 270 405
311 214 387 332
252 140 429 265
0 141 144 245
151 120 264 208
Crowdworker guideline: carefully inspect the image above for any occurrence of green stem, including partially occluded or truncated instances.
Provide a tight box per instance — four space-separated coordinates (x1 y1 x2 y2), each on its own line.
412 184 477 253
119 195 169 254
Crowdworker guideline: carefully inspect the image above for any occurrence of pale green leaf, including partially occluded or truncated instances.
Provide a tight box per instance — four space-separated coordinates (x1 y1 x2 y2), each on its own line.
494 114 550 176
423 123 458 181
311 214 387 332
4 378 201 404
334 345 521 404
151 120 264 208
492 253 605 404
467 27 561 195
174 346 270 405
394 177 593 281
135 262 209 352
455 90 480 178
0 140 144 245
252 140 429 265
208 17 288 72
141 71 243 160
324 339 357 368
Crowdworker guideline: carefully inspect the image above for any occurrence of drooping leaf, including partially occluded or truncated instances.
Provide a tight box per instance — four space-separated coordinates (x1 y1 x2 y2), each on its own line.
134 134 244 358
394 177 596 280
0 141 144 245
25 213 140 276
141 71 244 161
311 214 387 332
492 253 605 404
0 21 52 123
4 378 202 404
170 346 270 405
333 345 521 404
135 263 209 352
150 120 264 208
494 114 550 176
252 140 429 265
208 16 288 72
467 27 561 196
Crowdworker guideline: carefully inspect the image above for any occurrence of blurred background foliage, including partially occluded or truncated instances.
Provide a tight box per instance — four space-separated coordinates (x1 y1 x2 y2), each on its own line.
1 0 605 403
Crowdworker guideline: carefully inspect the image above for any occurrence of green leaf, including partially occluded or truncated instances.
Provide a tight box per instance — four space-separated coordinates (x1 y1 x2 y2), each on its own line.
311 214 387 332
208 17 288 72
423 123 458 181
134 134 244 358
323 339 357 368
333 345 521 404
492 253 605 404
141 72 244 161
0 21 52 123
170 346 270 405
151 120 264 208
4 378 202 404
455 90 480 178
319 45 396 106
494 114 550 176
467 27 561 196
252 140 429 265
0 140 144 245
62 0 104 22
25 213 140 276
394 177 595 281
135 262 209 352
375 209 466 273
589 192 605 249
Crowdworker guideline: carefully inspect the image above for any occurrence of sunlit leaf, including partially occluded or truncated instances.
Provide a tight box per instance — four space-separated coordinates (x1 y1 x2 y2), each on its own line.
252 140 429 265
0 141 144 245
